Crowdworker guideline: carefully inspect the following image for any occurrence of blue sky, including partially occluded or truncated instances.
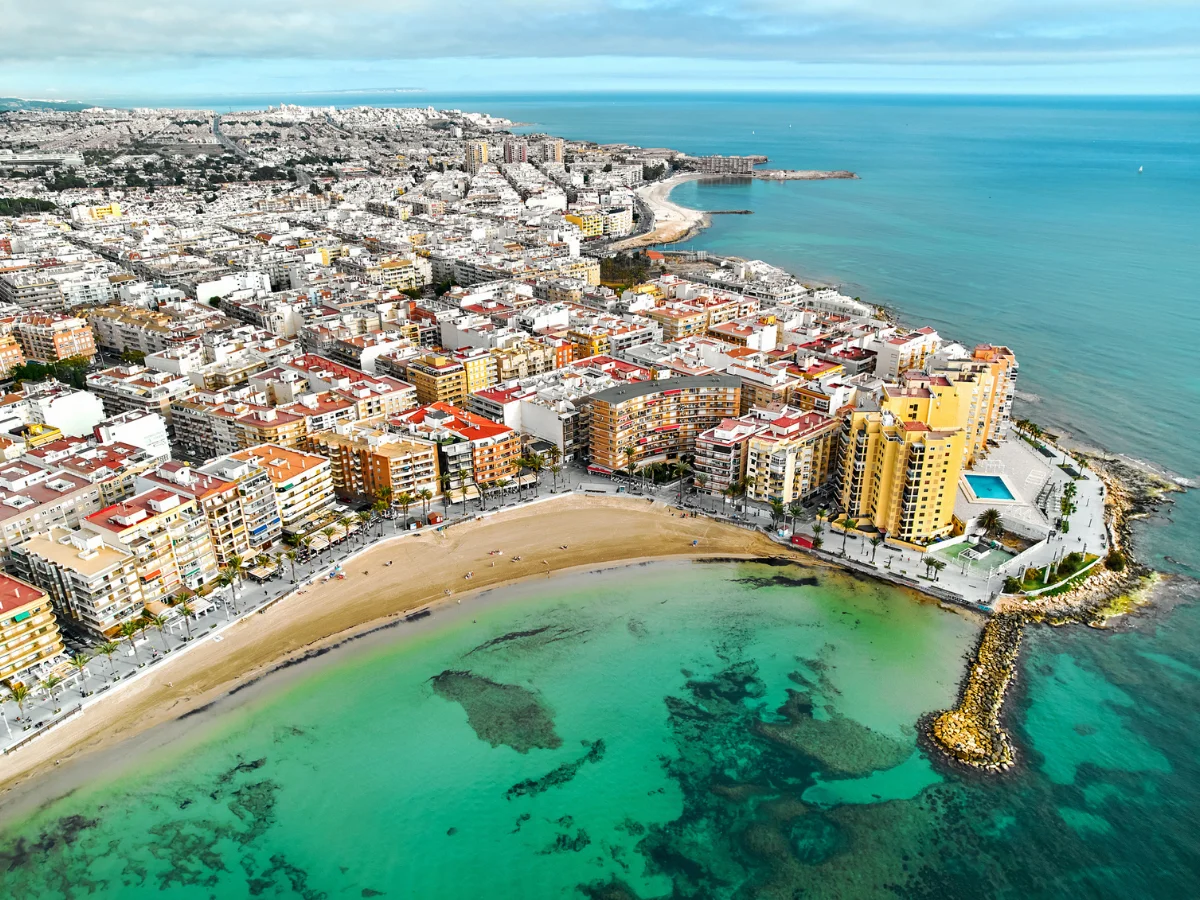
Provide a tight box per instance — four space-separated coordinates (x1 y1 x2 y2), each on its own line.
3 0 1199 99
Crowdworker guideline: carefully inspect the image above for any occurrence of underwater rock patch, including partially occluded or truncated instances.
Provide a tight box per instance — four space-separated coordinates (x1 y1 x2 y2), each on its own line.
756 689 911 776
506 739 606 799
430 669 562 753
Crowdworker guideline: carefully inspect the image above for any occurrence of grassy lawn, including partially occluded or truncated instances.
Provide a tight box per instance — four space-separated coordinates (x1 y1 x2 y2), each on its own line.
1018 553 1100 594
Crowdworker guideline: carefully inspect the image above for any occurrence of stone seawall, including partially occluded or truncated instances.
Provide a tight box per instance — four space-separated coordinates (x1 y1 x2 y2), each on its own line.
924 614 1025 773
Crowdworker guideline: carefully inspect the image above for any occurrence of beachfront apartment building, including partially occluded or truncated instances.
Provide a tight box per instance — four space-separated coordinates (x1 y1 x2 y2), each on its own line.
229 444 334 536
693 416 768 498
9 314 96 363
0 572 64 687
11 488 221 639
389 402 519 501
586 375 742 472
308 421 439 502
199 454 284 550
835 385 968 545
926 344 1019 466
136 460 280 565
743 410 840 504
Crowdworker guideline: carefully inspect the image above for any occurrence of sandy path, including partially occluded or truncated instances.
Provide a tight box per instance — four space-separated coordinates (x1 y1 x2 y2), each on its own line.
0 495 785 793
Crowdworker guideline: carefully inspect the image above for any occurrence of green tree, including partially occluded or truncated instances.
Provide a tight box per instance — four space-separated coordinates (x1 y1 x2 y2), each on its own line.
119 620 142 665
10 683 31 722
870 534 885 563
97 641 120 680
978 508 1004 537
148 613 171 653
69 652 91 690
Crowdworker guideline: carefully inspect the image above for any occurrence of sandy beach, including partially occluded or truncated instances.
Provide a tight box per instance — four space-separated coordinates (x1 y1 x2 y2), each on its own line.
612 172 711 250
0 495 783 794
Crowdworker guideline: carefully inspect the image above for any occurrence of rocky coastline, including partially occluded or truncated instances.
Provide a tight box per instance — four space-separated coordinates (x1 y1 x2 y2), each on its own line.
923 614 1024 772
923 442 1186 772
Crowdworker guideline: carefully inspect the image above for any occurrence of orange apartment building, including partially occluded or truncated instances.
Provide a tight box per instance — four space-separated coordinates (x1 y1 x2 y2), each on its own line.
587 375 742 472
390 402 520 498
11 314 97 363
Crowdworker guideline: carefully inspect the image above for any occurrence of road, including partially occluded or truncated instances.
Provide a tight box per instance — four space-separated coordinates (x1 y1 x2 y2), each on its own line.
211 115 250 160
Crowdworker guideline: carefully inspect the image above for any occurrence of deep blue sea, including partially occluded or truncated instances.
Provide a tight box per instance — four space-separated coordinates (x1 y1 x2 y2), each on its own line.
166 90 1199 573
4 92 1197 898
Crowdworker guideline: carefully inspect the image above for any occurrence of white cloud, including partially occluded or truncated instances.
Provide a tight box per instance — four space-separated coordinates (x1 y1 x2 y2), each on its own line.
1 0 1197 64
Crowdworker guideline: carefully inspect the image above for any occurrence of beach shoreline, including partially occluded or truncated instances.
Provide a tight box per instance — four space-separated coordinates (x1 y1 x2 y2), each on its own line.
0 495 788 797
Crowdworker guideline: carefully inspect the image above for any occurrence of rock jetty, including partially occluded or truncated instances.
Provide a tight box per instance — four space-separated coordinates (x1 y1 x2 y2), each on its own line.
925 614 1024 772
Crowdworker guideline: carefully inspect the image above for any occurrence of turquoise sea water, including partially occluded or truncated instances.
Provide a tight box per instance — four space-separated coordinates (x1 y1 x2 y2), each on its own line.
4 93 1199 896
3 560 1200 898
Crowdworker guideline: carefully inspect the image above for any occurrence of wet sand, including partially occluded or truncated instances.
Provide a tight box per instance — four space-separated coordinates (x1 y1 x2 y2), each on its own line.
0 495 782 794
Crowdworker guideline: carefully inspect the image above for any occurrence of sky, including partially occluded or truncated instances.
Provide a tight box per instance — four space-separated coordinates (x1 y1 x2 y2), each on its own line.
2 0 1199 100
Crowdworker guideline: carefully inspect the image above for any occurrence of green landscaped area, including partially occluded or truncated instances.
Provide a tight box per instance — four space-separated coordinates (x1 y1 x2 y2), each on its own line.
1011 553 1100 596
932 540 1016 572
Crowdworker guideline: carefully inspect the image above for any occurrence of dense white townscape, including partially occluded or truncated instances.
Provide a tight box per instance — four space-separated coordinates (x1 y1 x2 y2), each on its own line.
0 104 1109 754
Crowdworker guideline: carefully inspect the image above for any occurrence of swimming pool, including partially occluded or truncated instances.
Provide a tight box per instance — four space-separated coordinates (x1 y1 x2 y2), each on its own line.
964 473 1017 502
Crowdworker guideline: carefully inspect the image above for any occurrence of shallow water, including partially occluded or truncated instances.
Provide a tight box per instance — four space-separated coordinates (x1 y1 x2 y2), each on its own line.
0 561 977 898
4 560 1200 898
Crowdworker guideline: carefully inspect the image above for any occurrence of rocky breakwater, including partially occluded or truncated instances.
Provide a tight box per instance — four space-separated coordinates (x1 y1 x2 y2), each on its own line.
751 169 859 180
923 614 1024 773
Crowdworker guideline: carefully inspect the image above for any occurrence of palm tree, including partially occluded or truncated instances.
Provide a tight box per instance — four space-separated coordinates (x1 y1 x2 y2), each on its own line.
338 514 354 542
356 511 372 543
10 683 31 723
722 483 736 516
929 559 947 581
840 517 855 554
321 526 337 558
97 641 120 681
514 455 529 502
376 485 393 517
41 674 64 711
301 536 315 573
694 473 709 508
673 460 691 505
546 446 562 491
787 501 803 533
69 652 91 690
922 557 937 579
869 534 885 563
286 549 299 583
178 602 195 640
148 613 171 653
527 453 544 498
978 508 1004 538
495 479 511 505
396 491 415 528
438 473 452 513
623 446 638 481
418 488 434 522
769 498 785 528
371 501 387 536
119 620 142 665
